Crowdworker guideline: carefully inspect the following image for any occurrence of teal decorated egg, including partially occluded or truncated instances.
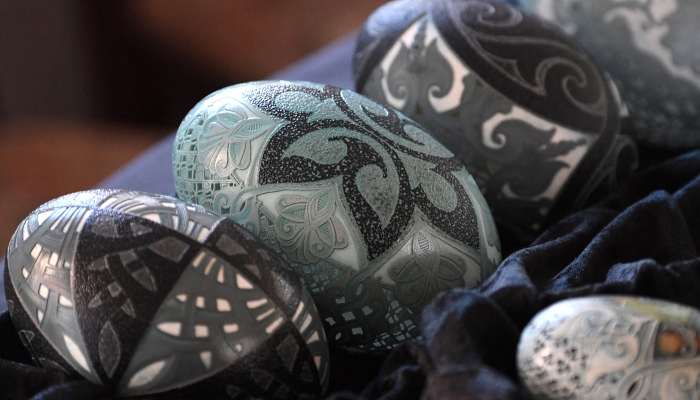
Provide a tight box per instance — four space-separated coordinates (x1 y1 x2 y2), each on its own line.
173 80 501 353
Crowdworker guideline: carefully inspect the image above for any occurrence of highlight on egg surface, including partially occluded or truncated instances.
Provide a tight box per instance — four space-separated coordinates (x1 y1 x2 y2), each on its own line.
353 0 638 246
4 189 329 398
518 296 700 399
172 80 501 353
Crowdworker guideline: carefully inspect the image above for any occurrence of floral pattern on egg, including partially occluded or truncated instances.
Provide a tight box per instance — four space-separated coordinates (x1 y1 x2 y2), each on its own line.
173 81 501 353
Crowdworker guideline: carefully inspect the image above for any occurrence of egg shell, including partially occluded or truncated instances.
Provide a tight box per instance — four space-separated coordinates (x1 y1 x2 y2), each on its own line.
173 80 501 353
521 0 700 150
4 189 329 398
353 0 638 244
518 296 700 399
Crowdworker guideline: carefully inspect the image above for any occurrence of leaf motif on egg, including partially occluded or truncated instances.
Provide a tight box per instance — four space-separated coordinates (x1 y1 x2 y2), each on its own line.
246 83 479 260
197 99 278 178
274 188 349 264
390 231 466 313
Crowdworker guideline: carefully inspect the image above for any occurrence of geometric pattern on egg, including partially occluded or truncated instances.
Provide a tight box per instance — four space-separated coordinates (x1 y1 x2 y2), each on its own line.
4 189 329 398
173 80 502 353
517 296 700 400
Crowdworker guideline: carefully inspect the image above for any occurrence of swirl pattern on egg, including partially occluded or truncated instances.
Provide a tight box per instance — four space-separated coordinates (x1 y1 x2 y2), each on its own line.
521 0 700 150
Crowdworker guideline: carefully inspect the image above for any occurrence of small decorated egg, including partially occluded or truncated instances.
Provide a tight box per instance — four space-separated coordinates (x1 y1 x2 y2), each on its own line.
4 190 329 398
521 0 700 150
518 296 700 399
353 0 638 243
173 80 501 353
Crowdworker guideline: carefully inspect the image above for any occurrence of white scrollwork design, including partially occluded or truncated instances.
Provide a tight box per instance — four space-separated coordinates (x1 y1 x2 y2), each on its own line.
359 1 608 241
519 297 700 400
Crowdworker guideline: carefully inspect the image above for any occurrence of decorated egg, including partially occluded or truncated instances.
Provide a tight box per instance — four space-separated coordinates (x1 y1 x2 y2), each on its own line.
521 0 700 150
4 189 329 398
353 0 638 244
172 80 501 353
518 296 700 399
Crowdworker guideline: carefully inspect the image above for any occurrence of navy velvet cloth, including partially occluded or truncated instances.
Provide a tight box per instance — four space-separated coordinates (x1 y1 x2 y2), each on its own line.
2 31 700 399
325 148 700 400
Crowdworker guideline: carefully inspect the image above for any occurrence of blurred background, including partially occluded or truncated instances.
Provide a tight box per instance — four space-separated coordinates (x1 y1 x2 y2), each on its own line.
0 0 387 249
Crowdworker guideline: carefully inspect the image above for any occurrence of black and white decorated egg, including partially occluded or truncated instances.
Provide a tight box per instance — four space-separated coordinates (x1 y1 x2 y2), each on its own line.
173 80 501 353
4 189 329 398
353 0 638 245
521 0 700 150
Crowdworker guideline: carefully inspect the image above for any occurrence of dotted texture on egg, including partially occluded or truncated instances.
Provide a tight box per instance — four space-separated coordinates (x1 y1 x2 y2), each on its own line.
353 0 638 245
4 190 329 398
173 80 501 353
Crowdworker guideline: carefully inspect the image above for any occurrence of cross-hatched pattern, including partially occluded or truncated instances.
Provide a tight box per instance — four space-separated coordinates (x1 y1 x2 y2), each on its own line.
377 289 420 351
118 249 285 396
174 158 243 211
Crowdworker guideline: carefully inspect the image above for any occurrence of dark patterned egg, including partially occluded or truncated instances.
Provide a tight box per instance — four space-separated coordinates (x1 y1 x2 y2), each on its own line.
353 0 638 246
173 80 501 353
4 189 329 398
521 0 700 150
518 296 700 399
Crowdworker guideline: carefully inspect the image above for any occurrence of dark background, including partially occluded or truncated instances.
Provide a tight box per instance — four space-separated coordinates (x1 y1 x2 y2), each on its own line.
0 0 387 251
